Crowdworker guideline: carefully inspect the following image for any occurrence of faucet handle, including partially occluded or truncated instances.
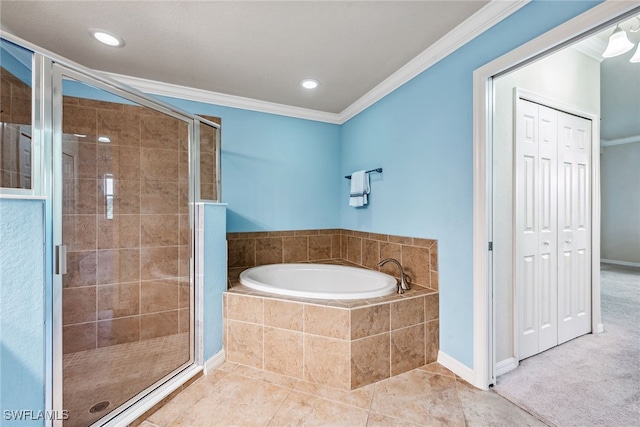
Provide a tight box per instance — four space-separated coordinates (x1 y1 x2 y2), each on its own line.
401 273 412 290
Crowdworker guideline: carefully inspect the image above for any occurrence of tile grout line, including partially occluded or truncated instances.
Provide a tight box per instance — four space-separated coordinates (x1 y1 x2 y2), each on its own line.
264 386 295 427
452 375 472 427
260 296 264 371
302 304 306 383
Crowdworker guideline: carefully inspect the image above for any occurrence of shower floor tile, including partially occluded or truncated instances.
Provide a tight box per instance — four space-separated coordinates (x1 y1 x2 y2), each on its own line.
63 333 190 427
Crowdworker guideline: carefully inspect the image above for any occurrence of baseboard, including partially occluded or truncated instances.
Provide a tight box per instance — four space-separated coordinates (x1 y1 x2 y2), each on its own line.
495 357 518 377
204 350 225 375
437 350 476 386
601 259 640 268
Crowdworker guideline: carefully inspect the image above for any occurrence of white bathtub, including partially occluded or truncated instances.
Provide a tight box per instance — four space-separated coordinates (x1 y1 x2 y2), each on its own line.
239 263 397 300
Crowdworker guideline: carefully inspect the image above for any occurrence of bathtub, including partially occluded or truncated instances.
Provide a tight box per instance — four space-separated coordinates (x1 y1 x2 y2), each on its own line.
239 263 397 300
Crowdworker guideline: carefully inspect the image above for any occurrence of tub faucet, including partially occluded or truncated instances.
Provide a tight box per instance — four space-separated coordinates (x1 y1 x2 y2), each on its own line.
377 258 411 294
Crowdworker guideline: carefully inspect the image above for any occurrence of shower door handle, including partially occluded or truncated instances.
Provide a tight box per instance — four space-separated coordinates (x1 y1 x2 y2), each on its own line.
55 244 67 275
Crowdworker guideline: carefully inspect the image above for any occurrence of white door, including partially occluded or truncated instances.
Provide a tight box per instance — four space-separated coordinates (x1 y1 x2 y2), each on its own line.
515 99 591 360
557 112 592 344
515 99 558 360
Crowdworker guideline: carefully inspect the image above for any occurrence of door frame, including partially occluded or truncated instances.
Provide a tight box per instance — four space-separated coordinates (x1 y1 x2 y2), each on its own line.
472 0 640 390
512 88 598 366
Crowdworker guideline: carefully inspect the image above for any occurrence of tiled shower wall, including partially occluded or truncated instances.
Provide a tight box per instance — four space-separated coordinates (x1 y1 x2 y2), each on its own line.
0 66 32 188
61 96 191 354
197 115 220 201
227 229 438 290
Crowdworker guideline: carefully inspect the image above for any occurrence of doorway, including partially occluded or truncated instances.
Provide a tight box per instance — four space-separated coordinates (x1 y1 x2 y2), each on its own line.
490 44 601 374
486 11 640 424
472 1 640 390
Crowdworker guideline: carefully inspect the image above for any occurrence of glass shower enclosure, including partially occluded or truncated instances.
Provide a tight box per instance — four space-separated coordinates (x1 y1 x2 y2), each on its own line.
1 35 220 427
54 67 194 427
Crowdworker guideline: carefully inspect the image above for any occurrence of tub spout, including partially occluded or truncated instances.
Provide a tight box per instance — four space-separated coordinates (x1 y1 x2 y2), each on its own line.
377 258 411 294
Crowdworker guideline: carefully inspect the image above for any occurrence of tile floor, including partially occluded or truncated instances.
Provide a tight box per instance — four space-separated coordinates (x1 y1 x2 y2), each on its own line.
142 362 546 427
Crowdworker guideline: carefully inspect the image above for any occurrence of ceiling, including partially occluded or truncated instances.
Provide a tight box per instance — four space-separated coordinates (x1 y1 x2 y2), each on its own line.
0 1 490 115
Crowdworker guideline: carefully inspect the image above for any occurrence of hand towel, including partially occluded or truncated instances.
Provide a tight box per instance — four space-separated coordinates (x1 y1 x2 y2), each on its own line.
349 170 370 207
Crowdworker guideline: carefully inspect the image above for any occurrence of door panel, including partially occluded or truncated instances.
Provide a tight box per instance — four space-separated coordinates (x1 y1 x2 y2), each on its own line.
53 66 193 427
536 104 558 353
557 112 591 344
516 100 540 359
516 100 559 359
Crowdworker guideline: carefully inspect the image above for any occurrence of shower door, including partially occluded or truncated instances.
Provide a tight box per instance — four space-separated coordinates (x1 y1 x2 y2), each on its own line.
52 65 194 426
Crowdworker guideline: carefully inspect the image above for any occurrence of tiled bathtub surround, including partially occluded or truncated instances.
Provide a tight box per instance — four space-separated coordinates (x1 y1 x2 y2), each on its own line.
227 229 439 290
223 288 439 390
225 229 439 390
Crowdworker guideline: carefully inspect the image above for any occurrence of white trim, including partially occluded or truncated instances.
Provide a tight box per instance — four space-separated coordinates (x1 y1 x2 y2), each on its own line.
99 1 530 125
601 134 640 146
495 357 518 377
204 350 226 375
516 90 598 118
101 72 343 125
473 0 640 390
572 37 606 62
601 258 640 268
0 193 46 200
473 65 493 389
437 350 477 387
339 0 531 123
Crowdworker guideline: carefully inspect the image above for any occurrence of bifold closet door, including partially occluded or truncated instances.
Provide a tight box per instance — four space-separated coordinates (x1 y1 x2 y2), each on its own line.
557 112 592 344
515 99 559 360
515 98 592 361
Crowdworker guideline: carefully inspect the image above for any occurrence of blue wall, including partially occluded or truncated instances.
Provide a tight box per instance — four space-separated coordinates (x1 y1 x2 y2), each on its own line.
340 0 601 367
1 41 33 85
160 98 342 232
0 199 45 427
202 203 227 359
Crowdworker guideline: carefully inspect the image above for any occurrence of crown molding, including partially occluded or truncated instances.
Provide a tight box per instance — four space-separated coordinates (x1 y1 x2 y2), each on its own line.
601 134 640 146
103 0 530 125
572 36 606 62
102 72 343 125
338 0 531 123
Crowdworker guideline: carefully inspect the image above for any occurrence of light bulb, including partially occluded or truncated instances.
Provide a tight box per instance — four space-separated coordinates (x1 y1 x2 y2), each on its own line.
602 26 634 58
301 79 320 89
89 29 125 48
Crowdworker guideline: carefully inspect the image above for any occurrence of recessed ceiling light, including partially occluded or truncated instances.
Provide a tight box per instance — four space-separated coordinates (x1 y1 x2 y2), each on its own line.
98 136 111 143
89 28 125 47
73 134 87 138
301 79 320 89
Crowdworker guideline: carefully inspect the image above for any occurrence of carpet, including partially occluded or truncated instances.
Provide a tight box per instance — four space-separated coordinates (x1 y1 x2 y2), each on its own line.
494 263 640 427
